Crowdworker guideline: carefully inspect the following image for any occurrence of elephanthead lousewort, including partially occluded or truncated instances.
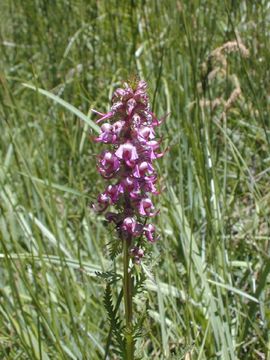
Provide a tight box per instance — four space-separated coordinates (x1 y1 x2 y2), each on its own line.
92 79 165 263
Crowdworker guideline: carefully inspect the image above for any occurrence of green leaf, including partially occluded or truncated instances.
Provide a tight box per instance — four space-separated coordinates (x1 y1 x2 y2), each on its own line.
18 172 85 197
22 83 100 133
207 279 259 304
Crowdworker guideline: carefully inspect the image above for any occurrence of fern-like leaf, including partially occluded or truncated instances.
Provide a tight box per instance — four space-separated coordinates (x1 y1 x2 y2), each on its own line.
103 283 126 357
107 238 122 260
96 270 122 284
133 270 146 297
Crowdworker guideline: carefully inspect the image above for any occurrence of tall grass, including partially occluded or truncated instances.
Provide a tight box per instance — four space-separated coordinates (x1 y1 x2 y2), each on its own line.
0 1 269 358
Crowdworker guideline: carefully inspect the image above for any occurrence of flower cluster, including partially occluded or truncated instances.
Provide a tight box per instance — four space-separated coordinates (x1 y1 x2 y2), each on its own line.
93 80 164 263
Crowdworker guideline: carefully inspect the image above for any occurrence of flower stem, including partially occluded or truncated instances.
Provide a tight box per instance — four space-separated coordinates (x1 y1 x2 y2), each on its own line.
123 238 134 360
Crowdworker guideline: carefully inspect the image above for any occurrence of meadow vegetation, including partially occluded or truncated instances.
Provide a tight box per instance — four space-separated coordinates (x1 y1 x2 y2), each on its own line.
0 1 269 359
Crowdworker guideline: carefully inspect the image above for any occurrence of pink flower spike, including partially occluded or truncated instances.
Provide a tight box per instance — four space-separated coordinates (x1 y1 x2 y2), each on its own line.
137 248 144 257
92 193 110 212
121 217 143 237
91 109 105 116
93 79 166 254
106 184 121 203
121 176 139 192
147 140 160 151
150 111 169 127
97 112 114 124
112 88 126 100
95 123 118 144
136 80 147 92
129 189 141 200
130 246 144 264
99 151 120 178
113 120 125 136
154 147 168 159
92 109 114 124
122 85 134 101
101 123 113 132
105 212 122 224
144 224 156 242
111 101 125 114
138 198 155 216
143 179 159 195
115 143 138 165
137 126 155 142
133 161 154 178
127 98 137 115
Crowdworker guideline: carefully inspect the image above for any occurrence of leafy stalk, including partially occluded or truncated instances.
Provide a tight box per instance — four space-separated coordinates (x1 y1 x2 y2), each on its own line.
123 238 134 360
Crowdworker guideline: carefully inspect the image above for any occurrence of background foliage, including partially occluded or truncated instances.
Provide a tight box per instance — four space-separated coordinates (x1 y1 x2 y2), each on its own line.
0 0 270 359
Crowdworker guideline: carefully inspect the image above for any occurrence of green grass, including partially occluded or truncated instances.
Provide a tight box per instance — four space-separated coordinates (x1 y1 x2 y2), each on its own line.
0 0 270 358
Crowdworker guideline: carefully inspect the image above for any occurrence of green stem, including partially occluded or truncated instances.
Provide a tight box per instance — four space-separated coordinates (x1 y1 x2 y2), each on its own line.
123 238 134 360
